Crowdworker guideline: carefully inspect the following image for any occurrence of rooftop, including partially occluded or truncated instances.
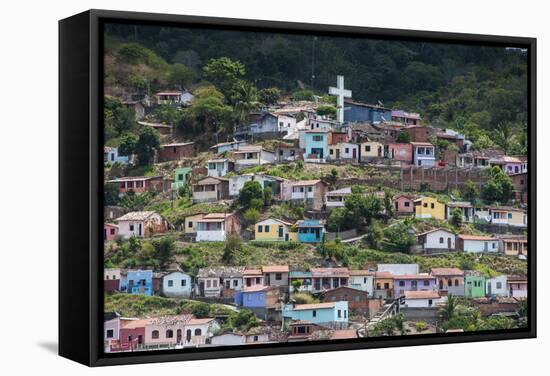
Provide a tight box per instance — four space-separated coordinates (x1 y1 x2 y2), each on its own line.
458 234 496 241
293 302 336 311
115 211 158 222
262 265 290 273
393 274 435 280
430 268 464 277
404 290 441 299
311 268 349 277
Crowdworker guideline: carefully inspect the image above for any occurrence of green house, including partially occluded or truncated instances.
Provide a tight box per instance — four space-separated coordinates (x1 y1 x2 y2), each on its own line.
464 274 486 298
171 167 192 190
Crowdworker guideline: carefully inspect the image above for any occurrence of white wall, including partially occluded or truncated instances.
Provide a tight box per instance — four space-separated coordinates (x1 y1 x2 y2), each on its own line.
163 272 193 297
486 275 508 297
424 230 455 249
6 1 546 376
463 240 499 253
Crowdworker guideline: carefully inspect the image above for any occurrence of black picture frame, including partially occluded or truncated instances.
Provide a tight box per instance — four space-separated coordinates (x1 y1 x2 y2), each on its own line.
59 9 537 367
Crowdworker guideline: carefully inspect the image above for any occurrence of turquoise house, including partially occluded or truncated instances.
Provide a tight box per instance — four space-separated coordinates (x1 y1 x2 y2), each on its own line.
172 167 192 190
464 274 486 298
297 219 325 243
304 130 329 162
282 301 348 328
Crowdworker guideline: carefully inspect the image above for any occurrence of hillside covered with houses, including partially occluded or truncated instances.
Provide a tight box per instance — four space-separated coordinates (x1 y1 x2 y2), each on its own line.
102 29 528 353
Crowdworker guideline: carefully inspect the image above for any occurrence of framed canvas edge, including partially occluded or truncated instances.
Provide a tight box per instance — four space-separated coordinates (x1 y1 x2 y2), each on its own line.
60 9 537 367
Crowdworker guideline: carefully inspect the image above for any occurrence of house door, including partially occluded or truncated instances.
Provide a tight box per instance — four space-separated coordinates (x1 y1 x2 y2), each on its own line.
138 223 142 236
484 242 488 252
278 226 283 238
378 146 382 157
428 299 433 307
285 233 289 241
447 238 452 249
177 329 182 343
336 149 340 159
352 149 357 159
439 280 443 289
186 329 192 342
487 282 492 295
128 280 134 292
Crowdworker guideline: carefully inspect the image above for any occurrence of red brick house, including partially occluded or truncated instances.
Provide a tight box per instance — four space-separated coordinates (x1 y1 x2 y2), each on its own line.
118 319 149 351
157 142 195 162
403 125 429 142
387 143 413 164
322 286 381 316
106 176 164 195
393 194 417 215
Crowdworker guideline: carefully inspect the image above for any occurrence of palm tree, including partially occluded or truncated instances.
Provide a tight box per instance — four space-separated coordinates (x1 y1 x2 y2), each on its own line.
493 122 517 153
439 294 458 321
232 81 261 124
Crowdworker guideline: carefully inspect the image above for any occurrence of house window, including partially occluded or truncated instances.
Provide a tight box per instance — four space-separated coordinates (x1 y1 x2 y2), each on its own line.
152 330 159 339
181 280 186 287
188 221 193 228
508 213 513 219
337 310 342 318
376 283 381 289
365 145 371 152
165 330 173 338
279 150 283 156
364 277 367 284
345 148 349 153
411 281 418 287
447 279 452 287
399 281 405 287
258 225 263 233
423 203 428 208
344 310 347 319
308 187 313 192
496 282 502 289
404 201 410 207
206 280 211 288
168 280 174 287
233 280 238 287
455 279 459 286
439 237 444 244
423 280 430 286
110 228 115 235
265 225 270 232
275 273 282 280
129 224 135 231
106 276 110 280
431 203 435 209
256 277 261 284
492 243 496 249
195 329 202 336
106 329 114 338
213 280 218 287
313 135 324 142
354 295 361 302
384 283 389 289
312 310 317 317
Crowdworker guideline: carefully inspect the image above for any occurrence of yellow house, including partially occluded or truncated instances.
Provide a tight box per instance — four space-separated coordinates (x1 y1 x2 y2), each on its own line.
254 218 297 242
360 141 384 159
414 197 445 220
489 206 527 227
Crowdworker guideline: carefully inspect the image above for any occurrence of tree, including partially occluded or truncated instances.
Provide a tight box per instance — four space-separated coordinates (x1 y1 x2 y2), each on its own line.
231 80 261 123
243 208 260 225
463 180 478 202
492 122 517 153
396 131 411 143
238 181 264 207
382 222 415 252
228 309 258 331
152 237 175 268
190 93 232 135
383 190 394 218
316 105 336 118
104 183 120 206
169 63 195 89
482 166 514 203
439 294 458 321
365 220 384 249
134 126 161 166
191 302 211 318
291 280 303 294
263 186 273 206
202 57 245 96
222 234 243 264
258 87 281 105
450 208 463 227
104 96 135 136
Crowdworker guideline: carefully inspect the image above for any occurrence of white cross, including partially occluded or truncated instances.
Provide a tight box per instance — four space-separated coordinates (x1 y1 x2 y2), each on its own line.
328 75 352 123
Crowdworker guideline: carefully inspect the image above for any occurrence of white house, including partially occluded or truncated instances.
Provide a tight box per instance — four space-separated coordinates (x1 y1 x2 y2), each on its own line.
377 264 419 275
416 228 456 252
232 146 276 170
195 213 241 242
348 270 374 295
411 142 436 167
325 187 352 209
402 290 446 308
183 318 220 346
115 211 167 238
209 140 248 154
162 271 193 298
485 275 508 297
207 158 234 177
104 146 132 164
228 173 284 198
458 235 499 253
210 329 270 346
328 142 359 161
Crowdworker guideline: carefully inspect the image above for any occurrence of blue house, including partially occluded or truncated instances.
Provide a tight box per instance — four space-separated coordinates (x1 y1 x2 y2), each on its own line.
104 146 131 164
304 130 329 162
282 301 348 328
234 286 279 320
125 270 153 296
344 100 392 123
296 219 326 243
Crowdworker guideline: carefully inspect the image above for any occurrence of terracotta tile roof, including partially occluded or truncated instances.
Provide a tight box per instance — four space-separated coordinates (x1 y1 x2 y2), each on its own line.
416 228 455 237
311 268 350 277
292 180 322 186
374 271 393 279
244 269 263 276
121 319 151 329
430 268 464 276
293 302 335 311
116 211 158 222
106 176 162 183
393 274 435 280
404 290 440 299
262 265 289 273
187 318 216 325
349 269 374 276
331 329 358 340
507 275 528 283
242 285 275 293
458 234 496 241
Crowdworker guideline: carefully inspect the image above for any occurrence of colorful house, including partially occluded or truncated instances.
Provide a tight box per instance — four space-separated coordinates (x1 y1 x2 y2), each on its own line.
234 286 280 321
304 130 329 162
430 268 464 296
325 187 352 209
415 228 456 253
373 271 394 299
348 270 375 295
392 110 421 126
197 266 245 297
232 145 276 170
446 201 475 223
115 211 168 238
464 273 486 298
411 142 436 167
360 141 384 160
402 290 445 308
192 177 229 203
296 219 326 243
125 270 153 296
183 213 204 235
162 271 193 298
171 167 192 191
393 274 437 298
243 268 265 288
457 234 499 253
104 268 122 292
229 173 285 199
143 315 189 349
119 318 148 351
106 176 164 196
499 235 528 258
322 286 374 315
207 158 235 177
104 146 131 164
486 275 508 297
283 180 328 210
413 197 446 220
507 275 527 298
328 142 359 161
103 223 119 241
343 99 392 123
195 212 241 242
393 194 417 215
289 271 313 293
387 143 413 164
263 265 290 289
157 142 194 162
282 301 349 328
254 218 296 242
104 312 122 352
311 268 349 293
489 206 527 228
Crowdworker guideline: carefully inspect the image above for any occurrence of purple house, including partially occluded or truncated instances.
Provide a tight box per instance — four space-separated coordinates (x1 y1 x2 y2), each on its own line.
234 286 280 320
393 274 437 298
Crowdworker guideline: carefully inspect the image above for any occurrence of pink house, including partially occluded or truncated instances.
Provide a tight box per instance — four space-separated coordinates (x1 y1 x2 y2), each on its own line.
104 223 119 241
387 143 413 163
393 194 417 215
